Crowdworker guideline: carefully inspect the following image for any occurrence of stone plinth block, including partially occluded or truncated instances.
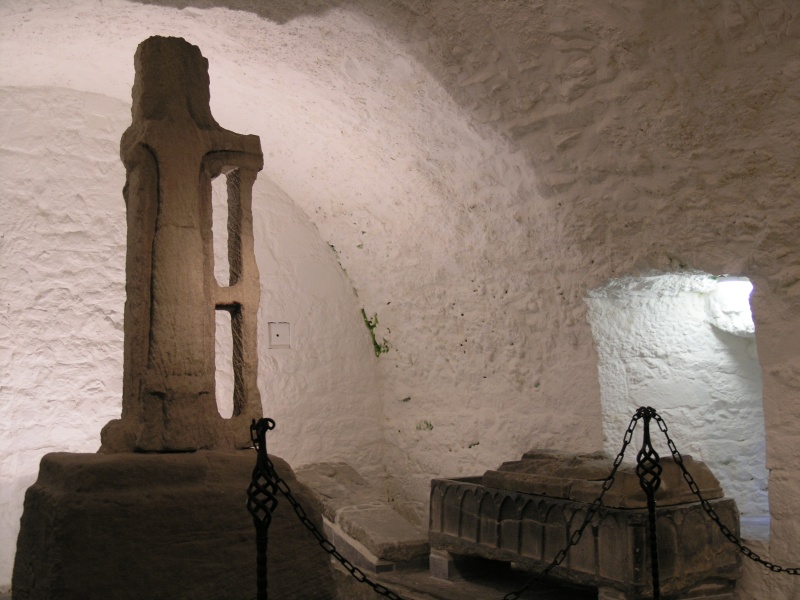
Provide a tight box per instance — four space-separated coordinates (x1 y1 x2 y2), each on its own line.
12 452 336 600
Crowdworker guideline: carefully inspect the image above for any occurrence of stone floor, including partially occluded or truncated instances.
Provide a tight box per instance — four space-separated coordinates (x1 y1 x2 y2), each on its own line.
334 562 598 600
0 579 593 600
1 562 596 600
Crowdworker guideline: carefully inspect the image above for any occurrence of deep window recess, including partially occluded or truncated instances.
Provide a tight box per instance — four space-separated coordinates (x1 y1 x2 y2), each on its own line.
586 272 770 541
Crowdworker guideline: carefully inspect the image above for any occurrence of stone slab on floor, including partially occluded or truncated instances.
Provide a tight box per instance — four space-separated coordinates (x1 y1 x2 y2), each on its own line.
12 451 336 600
338 503 429 563
295 461 386 520
296 462 429 567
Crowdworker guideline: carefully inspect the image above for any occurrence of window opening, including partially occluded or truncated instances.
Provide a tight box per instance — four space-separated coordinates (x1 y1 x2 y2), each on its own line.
211 169 242 287
215 308 234 419
586 272 769 541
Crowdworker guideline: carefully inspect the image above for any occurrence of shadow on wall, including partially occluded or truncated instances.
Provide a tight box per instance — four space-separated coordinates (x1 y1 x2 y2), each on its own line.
126 0 347 24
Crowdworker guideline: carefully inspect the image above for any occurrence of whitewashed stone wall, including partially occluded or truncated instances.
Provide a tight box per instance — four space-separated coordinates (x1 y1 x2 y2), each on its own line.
587 273 769 523
0 88 127 591
1 1 799 598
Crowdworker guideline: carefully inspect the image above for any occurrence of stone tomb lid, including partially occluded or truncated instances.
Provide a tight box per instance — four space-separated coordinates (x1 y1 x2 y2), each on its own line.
482 449 724 508
295 462 429 563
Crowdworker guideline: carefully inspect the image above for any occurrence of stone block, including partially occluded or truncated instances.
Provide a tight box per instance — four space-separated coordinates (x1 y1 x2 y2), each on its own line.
338 504 429 563
296 462 429 569
12 451 336 600
430 467 741 600
322 518 395 574
485 449 724 509
294 462 383 522
428 549 500 581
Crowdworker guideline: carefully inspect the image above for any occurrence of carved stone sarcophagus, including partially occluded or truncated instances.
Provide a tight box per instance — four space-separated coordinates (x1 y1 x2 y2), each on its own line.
429 450 742 600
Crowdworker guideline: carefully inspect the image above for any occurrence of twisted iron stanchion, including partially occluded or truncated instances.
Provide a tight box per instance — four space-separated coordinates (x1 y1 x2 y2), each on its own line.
635 406 663 600
247 418 278 600
504 406 666 600
245 417 406 599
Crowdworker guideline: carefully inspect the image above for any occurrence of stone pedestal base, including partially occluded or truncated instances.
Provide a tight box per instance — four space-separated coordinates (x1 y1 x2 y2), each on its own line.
12 451 336 600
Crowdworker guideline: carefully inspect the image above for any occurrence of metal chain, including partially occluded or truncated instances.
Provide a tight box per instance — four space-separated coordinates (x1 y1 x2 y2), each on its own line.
502 409 645 600
653 412 800 576
262 454 406 599
253 408 798 600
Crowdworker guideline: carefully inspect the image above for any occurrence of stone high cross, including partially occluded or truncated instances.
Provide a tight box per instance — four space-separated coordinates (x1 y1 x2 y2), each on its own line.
101 36 264 452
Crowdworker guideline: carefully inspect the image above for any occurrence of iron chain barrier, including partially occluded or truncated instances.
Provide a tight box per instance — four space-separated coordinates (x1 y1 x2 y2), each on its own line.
247 417 406 600
502 408 646 600
248 409 799 600
653 412 800 577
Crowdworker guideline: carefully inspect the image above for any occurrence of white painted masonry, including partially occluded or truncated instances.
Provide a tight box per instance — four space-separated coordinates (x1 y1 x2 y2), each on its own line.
1 2 800 598
587 273 769 526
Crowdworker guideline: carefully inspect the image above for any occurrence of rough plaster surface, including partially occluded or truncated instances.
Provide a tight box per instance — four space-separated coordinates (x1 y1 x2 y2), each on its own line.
586 273 769 519
1 1 800 598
